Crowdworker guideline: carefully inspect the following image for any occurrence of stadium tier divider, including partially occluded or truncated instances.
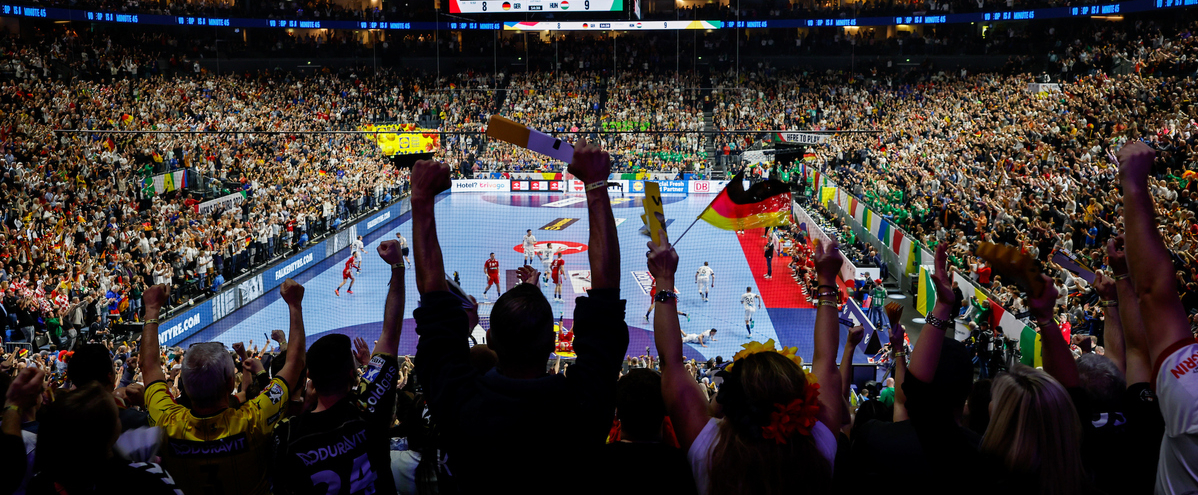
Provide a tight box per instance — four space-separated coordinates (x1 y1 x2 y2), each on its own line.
154 196 413 347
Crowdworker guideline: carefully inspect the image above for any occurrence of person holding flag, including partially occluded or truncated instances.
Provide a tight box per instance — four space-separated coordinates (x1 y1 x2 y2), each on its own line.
671 169 793 245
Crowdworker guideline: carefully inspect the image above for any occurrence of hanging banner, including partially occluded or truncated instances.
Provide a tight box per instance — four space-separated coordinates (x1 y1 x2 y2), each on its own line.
145 170 189 195
196 191 246 215
361 123 441 155
775 133 832 145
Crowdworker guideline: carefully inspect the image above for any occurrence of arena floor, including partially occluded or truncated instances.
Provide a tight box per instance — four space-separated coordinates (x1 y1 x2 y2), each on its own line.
181 192 871 365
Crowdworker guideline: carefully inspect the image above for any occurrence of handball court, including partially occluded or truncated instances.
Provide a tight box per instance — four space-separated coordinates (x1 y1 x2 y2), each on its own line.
182 191 872 365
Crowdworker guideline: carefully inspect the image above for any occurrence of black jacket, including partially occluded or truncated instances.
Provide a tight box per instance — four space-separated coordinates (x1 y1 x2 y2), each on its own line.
415 289 629 493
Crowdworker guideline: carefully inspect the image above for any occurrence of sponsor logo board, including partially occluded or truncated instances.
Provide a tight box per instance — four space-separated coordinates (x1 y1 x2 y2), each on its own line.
452 179 510 192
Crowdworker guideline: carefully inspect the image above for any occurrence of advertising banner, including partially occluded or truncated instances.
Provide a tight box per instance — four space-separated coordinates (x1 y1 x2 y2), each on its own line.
628 180 687 195
688 180 729 194
451 179 511 192
510 180 566 192
159 299 214 347
271 243 325 288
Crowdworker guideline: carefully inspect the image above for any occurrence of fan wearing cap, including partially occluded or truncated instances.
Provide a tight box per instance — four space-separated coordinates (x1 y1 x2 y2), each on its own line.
271 240 406 495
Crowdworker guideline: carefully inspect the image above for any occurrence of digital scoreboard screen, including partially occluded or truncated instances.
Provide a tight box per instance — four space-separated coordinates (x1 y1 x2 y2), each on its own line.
448 0 623 13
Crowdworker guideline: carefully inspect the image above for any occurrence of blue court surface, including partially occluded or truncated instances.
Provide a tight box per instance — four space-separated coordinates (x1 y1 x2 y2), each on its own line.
182 192 864 364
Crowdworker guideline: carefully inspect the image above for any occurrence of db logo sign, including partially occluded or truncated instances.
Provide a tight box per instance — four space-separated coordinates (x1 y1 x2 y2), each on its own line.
513 241 589 256
694 182 710 192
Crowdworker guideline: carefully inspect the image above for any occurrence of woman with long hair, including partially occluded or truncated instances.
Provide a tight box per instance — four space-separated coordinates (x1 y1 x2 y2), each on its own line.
648 232 846 495
981 365 1091 495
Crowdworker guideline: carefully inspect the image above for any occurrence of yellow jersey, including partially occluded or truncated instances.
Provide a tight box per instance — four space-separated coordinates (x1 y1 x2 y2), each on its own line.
146 378 291 495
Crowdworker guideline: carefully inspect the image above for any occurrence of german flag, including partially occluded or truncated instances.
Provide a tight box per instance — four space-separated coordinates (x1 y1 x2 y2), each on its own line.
697 172 792 231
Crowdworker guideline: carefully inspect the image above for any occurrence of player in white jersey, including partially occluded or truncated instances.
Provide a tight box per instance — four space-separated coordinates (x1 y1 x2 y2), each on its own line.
741 287 762 335
352 235 365 273
395 233 412 267
540 242 559 285
681 328 717 347
522 229 538 265
695 262 715 302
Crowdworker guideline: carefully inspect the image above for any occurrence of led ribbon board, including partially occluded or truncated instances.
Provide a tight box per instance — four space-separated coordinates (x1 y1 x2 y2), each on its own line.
503 20 721 30
450 0 623 13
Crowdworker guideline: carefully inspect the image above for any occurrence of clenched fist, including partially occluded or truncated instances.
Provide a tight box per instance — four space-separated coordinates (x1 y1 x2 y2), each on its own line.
378 240 403 266
280 279 305 307
411 160 452 202
142 284 170 312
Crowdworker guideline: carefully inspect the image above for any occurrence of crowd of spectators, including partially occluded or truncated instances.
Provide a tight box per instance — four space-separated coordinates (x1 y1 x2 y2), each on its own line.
796 21 1198 342
5 134 1195 495
0 33 424 352
1 15 1198 494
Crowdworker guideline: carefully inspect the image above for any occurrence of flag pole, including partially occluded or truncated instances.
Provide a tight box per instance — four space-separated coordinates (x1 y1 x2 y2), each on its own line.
673 175 735 246
671 216 702 246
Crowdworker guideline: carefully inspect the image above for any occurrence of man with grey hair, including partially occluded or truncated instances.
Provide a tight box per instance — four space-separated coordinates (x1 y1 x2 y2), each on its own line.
140 280 308 495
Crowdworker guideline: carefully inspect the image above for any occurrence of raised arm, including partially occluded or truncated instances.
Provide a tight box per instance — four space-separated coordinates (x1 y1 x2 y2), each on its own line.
569 137 619 290
271 329 288 352
840 325 864 406
811 239 845 431
1117 142 1193 364
276 279 307 391
1092 271 1125 373
375 240 407 356
1109 236 1152 385
648 229 709 450
907 243 957 384
890 325 910 422
1029 275 1078 389
410 160 452 295
884 302 910 422
139 284 169 384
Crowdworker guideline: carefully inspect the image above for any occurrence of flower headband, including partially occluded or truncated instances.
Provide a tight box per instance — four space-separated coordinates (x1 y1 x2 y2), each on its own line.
717 339 822 444
725 339 814 384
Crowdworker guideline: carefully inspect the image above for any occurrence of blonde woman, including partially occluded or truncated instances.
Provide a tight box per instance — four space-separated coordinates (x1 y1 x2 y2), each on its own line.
981 365 1091 495
649 232 844 495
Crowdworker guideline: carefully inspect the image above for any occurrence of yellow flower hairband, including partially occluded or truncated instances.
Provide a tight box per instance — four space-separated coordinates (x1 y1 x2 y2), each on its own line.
726 339 818 385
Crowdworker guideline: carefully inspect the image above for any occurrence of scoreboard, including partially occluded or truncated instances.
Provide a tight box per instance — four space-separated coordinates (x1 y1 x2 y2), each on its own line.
448 0 623 13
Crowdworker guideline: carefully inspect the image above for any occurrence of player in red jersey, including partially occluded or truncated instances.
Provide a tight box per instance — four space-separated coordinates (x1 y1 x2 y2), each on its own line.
483 252 501 299
644 276 688 321
335 255 358 296
550 252 565 301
